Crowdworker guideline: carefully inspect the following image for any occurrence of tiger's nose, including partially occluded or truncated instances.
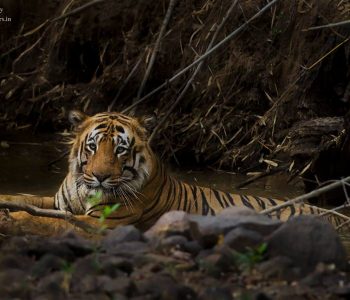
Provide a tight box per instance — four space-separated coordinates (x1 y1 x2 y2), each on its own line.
92 172 111 183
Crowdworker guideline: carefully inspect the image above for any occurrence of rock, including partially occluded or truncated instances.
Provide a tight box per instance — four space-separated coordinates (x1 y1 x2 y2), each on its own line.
183 240 202 256
185 210 280 249
218 206 258 217
134 274 196 299
26 237 75 260
145 211 201 240
72 254 133 280
104 241 150 256
58 230 94 256
159 235 188 251
31 254 65 278
71 275 111 293
257 256 300 280
69 293 110 300
224 227 263 252
101 225 143 251
99 256 134 276
36 271 66 296
102 277 134 295
0 269 29 298
0 254 34 270
266 216 347 273
198 287 232 300
197 252 229 277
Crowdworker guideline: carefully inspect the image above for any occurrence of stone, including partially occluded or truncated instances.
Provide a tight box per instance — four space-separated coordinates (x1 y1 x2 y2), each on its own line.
134 274 196 299
102 277 134 295
183 240 202 256
188 210 281 239
224 227 263 252
145 211 201 240
99 256 134 276
31 254 65 278
71 275 111 293
0 269 29 298
101 225 143 251
198 287 232 300
257 256 300 280
58 230 94 256
197 252 229 277
266 216 347 273
72 254 133 280
37 271 66 295
159 235 188 251
104 241 150 256
0 254 34 270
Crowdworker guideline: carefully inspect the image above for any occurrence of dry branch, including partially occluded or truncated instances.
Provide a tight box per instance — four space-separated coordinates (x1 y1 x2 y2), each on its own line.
260 176 350 215
122 0 281 114
0 200 98 233
52 0 106 22
149 0 239 142
108 58 143 112
136 0 178 103
304 19 350 31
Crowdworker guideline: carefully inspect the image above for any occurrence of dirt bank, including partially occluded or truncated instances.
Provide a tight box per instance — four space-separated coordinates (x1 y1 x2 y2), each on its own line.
1 0 350 173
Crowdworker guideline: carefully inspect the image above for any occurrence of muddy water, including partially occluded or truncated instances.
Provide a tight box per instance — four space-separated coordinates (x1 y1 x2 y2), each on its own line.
0 132 304 198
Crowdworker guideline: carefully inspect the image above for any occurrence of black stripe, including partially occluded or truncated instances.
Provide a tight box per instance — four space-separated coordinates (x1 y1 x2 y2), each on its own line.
253 196 266 210
94 123 108 130
221 194 230 208
199 188 210 215
60 186 71 212
143 177 175 224
267 197 277 206
181 183 188 212
225 192 236 206
289 203 296 217
115 125 125 133
213 189 225 208
143 175 168 214
177 181 183 210
183 185 189 212
241 195 254 209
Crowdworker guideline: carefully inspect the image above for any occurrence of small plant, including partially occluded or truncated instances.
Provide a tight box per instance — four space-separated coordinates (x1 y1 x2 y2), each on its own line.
87 190 121 233
232 243 267 271
61 260 74 292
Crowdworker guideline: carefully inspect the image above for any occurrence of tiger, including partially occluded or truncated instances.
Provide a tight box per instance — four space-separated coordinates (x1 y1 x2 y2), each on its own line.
2 110 348 230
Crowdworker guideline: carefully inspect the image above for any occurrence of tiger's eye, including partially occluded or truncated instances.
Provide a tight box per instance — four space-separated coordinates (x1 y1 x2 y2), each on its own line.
88 143 96 151
116 146 126 154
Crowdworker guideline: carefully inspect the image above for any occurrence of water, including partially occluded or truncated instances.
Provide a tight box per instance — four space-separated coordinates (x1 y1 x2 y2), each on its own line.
0 132 303 198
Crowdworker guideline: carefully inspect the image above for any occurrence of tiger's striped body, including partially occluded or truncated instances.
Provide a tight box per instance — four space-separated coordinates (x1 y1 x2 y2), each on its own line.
49 111 344 230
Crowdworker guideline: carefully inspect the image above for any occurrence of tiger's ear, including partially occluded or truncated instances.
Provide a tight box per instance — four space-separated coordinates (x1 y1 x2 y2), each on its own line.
138 114 157 133
69 110 88 127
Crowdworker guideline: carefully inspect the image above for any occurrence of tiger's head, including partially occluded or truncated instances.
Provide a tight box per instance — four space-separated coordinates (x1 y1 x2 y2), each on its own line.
68 111 156 196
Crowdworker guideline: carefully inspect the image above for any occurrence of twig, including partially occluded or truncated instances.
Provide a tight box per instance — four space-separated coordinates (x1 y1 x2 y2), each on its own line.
48 149 70 167
235 165 286 189
135 0 178 103
52 0 106 22
303 19 350 31
303 37 350 70
149 0 239 142
122 0 280 114
0 200 97 233
12 27 49 72
108 58 142 112
260 176 350 215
